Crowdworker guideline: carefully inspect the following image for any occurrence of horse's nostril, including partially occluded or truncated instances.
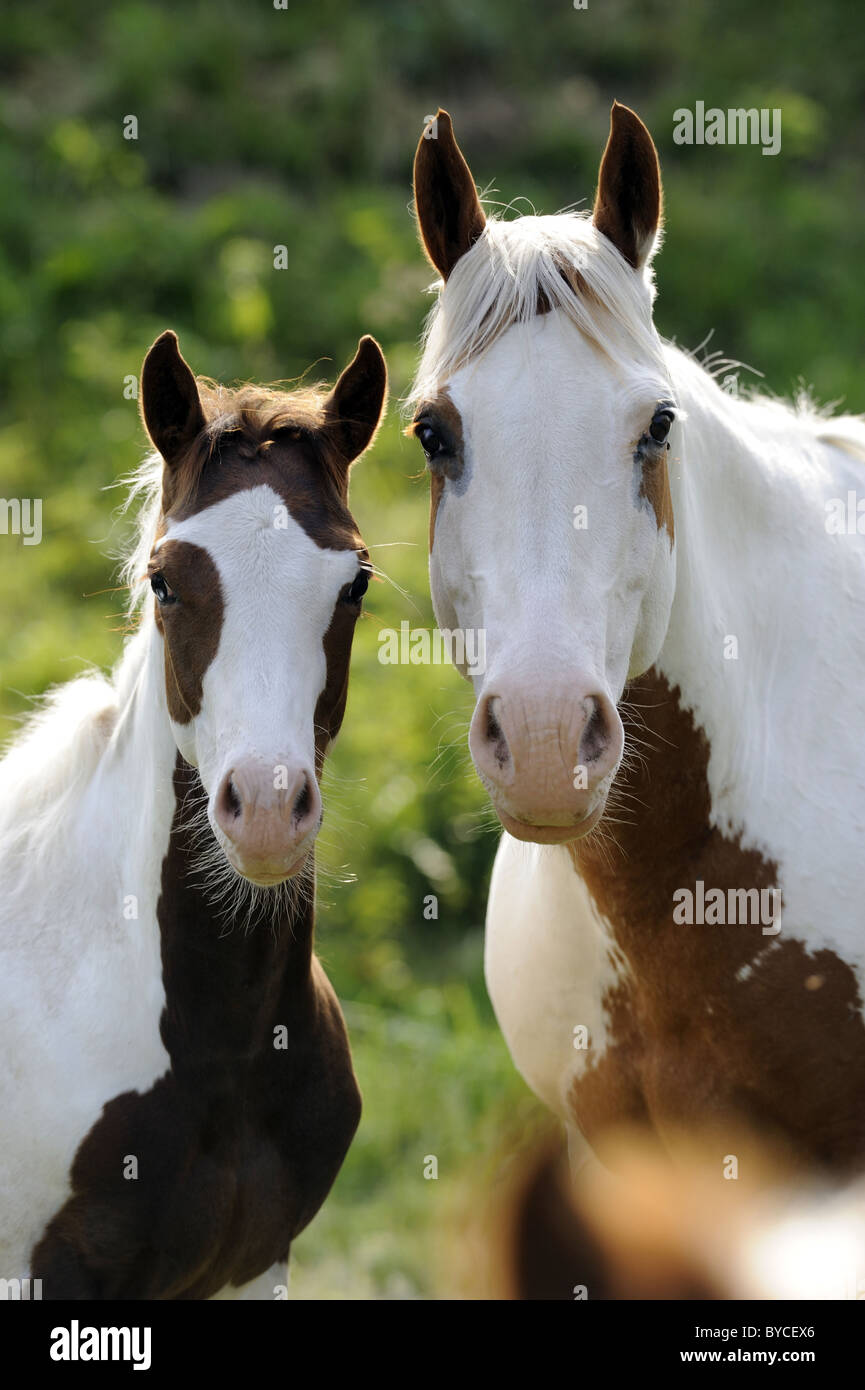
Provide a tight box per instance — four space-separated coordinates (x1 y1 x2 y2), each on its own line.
580 698 608 765
223 775 242 820
292 775 312 823
485 697 510 768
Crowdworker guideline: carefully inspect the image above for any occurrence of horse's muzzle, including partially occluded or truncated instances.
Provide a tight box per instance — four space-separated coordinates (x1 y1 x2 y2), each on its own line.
468 681 622 841
212 756 322 883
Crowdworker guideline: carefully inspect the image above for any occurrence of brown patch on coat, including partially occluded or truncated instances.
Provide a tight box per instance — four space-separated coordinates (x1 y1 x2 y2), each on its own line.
637 446 675 544
568 669 865 1175
149 541 223 724
313 599 361 772
31 755 362 1300
410 389 465 549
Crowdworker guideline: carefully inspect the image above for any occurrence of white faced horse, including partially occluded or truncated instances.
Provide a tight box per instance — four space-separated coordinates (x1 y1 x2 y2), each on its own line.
411 105 865 1174
0 329 387 1298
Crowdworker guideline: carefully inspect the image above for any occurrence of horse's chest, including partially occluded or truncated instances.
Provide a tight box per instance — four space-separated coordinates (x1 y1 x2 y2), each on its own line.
486 704 865 1172
568 877 865 1171
140 1070 352 1298
559 667 865 1170
31 1013 361 1299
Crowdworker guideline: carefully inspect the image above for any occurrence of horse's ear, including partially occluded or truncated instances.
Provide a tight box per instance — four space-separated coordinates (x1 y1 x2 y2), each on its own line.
413 109 486 281
140 330 206 467
323 335 388 464
593 102 662 271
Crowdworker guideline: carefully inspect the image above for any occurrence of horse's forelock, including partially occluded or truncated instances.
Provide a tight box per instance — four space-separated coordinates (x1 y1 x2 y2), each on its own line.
407 209 667 412
119 382 350 620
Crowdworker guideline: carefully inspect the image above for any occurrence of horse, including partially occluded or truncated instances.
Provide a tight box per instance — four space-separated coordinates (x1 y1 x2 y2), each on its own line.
0 328 387 1299
474 1127 865 1301
409 104 865 1177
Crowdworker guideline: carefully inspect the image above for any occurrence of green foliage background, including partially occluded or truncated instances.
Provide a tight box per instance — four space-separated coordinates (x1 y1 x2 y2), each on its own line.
1 0 862 1296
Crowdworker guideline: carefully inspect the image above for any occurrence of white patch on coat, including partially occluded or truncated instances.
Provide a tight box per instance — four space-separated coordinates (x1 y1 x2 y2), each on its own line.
156 484 359 800
485 837 631 1123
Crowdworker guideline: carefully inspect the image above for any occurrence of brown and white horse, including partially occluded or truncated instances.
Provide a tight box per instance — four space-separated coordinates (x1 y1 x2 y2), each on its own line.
0 330 387 1298
410 105 865 1177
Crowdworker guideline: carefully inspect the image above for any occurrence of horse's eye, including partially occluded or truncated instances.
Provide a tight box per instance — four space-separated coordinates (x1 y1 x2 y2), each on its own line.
416 423 444 459
343 567 371 605
150 574 175 605
649 408 675 445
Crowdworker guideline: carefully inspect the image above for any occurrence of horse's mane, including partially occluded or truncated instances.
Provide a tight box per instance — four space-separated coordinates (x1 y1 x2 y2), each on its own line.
408 210 670 410
407 208 865 461
120 379 336 619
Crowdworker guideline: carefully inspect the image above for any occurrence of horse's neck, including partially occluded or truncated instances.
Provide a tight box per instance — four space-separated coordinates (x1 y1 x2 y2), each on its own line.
662 349 807 702
655 349 853 826
579 349 862 887
158 752 316 1063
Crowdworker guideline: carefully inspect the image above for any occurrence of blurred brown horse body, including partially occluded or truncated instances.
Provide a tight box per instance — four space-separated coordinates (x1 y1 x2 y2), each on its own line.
473 1129 865 1301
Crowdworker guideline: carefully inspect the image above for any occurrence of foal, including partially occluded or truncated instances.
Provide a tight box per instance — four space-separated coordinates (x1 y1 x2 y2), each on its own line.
0 329 387 1298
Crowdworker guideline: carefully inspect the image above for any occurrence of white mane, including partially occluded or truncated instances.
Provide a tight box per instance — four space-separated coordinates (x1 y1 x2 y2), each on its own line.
117 451 165 617
408 210 669 409
408 208 865 462
0 455 163 880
